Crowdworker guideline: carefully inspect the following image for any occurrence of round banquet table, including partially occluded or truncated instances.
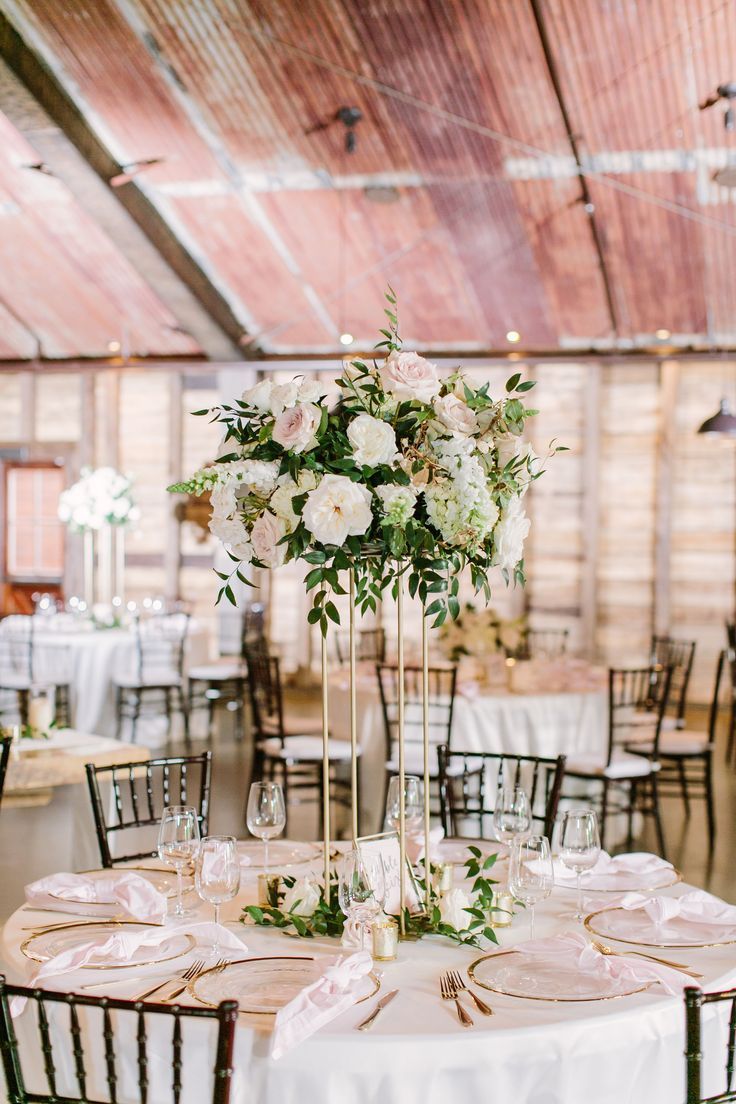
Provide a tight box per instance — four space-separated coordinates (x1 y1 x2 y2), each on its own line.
1 845 734 1104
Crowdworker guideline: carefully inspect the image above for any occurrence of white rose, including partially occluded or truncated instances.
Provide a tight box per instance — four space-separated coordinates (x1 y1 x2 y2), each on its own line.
494 496 530 572
272 403 321 454
251 511 287 567
347 413 399 468
270 470 318 529
209 515 253 562
302 474 373 546
439 888 472 931
241 379 273 412
434 394 479 437
379 350 441 403
297 377 326 403
270 380 300 415
210 480 238 518
281 876 321 917
496 435 523 469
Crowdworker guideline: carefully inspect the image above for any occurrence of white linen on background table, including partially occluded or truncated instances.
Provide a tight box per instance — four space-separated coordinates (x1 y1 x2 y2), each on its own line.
2 854 735 1104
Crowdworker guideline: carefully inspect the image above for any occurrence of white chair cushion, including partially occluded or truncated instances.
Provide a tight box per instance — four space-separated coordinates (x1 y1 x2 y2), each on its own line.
385 747 464 777
259 736 359 762
629 711 677 732
114 672 182 689
188 663 244 681
659 729 712 756
0 673 32 690
566 750 659 780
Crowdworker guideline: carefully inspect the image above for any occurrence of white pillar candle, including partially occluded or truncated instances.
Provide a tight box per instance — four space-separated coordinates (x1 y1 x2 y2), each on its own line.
28 695 54 734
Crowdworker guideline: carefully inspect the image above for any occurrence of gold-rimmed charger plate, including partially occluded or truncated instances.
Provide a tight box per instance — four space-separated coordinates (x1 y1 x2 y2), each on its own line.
468 952 651 1002
189 955 380 1015
555 867 682 895
21 921 195 968
237 840 322 869
48 868 180 904
584 907 736 949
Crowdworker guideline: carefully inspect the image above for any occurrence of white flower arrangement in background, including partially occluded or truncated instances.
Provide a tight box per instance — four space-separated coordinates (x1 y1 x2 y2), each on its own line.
171 289 563 631
58 466 139 533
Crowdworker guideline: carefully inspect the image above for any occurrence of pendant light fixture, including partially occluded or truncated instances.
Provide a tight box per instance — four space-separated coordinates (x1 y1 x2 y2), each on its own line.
697 399 736 437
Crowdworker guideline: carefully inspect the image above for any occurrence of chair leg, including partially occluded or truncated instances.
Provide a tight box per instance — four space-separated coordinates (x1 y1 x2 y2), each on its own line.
704 752 716 851
165 688 173 738
599 780 609 851
650 774 667 861
627 780 637 849
728 697 736 763
130 691 140 744
677 758 691 817
115 687 123 741
18 688 29 729
179 687 190 747
207 692 216 742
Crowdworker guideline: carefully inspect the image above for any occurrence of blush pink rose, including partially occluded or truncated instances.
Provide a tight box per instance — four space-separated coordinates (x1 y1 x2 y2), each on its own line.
379 350 441 403
271 402 321 454
251 511 287 567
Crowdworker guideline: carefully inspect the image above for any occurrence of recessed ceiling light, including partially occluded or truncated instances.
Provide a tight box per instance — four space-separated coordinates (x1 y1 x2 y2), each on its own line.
655 328 671 340
339 332 354 346
107 340 121 353
506 330 521 344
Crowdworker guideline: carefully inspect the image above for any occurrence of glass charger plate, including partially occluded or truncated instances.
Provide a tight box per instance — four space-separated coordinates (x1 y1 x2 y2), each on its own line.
237 840 321 869
190 956 380 1015
468 951 650 1001
555 866 681 895
21 921 195 967
50 868 180 903
585 907 736 948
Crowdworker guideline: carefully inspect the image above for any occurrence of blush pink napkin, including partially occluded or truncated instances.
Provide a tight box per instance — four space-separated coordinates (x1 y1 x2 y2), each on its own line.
405 826 444 865
620 889 736 931
25 872 168 924
271 951 373 1059
551 851 672 888
511 931 687 996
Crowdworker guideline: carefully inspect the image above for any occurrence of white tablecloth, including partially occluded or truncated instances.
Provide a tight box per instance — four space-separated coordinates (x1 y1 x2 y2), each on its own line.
1 848 733 1104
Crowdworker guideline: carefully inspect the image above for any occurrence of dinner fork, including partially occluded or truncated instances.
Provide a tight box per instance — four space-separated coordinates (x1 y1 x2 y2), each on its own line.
134 959 205 1002
590 941 704 979
440 973 473 1026
165 957 227 1001
446 969 493 1015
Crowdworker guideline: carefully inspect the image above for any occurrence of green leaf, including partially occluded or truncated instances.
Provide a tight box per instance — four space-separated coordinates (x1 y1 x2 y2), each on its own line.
505 372 522 393
516 380 536 392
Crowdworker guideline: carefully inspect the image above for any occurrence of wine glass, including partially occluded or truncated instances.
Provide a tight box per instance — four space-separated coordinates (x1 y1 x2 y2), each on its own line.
195 835 240 956
338 849 386 950
508 835 553 940
246 781 286 874
157 805 200 918
558 808 601 922
385 775 422 835
492 785 532 847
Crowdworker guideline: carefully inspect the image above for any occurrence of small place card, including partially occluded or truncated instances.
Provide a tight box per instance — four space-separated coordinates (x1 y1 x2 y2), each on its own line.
356 830 422 915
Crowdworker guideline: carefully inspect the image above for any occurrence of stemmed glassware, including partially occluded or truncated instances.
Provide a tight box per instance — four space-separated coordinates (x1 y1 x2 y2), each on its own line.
338 849 386 950
246 781 286 873
558 808 601 922
492 785 532 847
508 834 554 941
157 805 200 918
385 775 422 835
195 835 240 957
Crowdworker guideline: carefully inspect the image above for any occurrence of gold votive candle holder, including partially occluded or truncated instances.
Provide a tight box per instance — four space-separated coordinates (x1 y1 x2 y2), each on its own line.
371 917 398 961
489 889 514 927
433 861 454 895
257 873 280 907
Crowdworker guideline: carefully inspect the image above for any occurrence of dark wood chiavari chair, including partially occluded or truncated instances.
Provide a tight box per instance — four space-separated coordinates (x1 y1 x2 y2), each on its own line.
113 612 191 745
437 746 566 841
85 752 212 867
685 985 736 1103
564 664 673 857
245 645 356 834
0 615 72 730
0 733 11 812
0 976 238 1104
334 627 386 665
516 628 569 660
649 634 696 730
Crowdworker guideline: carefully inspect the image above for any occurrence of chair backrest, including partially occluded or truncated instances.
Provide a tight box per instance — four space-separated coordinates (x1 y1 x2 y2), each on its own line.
335 627 386 665
133 612 190 683
85 752 212 867
241 603 267 656
685 985 736 1103
606 664 673 765
708 651 729 745
0 976 237 1104
243 645 284 740
0 735 11 811
436 745 566 840
650 634 696 725
376 664 457 765
0 615 34 682
518 628 569 660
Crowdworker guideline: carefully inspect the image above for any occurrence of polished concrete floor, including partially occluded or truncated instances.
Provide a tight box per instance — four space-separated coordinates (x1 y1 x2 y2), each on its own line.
1 697 734 922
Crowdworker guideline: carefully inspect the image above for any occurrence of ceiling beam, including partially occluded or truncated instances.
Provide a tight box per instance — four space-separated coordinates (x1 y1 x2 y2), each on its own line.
0 10 247 360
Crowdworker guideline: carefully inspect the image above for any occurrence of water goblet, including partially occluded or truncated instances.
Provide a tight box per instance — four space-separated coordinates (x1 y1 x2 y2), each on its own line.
157 805 200 918
492 784 532 847
195 835 240 957
385 775 423 836
558 808 601 922
508 834 553 941
246 781 286 874
338 849 385 951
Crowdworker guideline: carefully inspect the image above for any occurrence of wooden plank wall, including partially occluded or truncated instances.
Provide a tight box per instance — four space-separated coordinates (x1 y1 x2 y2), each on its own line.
0 359 734 698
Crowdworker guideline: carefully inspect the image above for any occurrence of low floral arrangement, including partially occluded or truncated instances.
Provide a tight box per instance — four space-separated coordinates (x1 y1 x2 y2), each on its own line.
59 466 139 533
242 847 502 948
170 290 559 633
439 603 527 662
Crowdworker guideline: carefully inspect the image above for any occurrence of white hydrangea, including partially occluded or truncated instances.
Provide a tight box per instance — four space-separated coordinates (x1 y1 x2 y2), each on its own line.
270 470 319 530
58 467 137 533
424 447 499 549
494 495 530 572
374 483 418 526
208 514 253 562
222 459 279 498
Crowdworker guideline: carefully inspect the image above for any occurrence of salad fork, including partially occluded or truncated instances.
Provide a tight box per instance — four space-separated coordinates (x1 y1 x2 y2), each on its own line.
166 957 228 1001
447 970 493 1015
134 959 205 1002
590 940 703 978
440 973 473 1026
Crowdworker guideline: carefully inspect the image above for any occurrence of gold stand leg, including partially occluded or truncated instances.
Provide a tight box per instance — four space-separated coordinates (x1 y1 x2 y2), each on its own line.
349 570 358 841
321 632 331 893
397 566 406 935
422 607 431 912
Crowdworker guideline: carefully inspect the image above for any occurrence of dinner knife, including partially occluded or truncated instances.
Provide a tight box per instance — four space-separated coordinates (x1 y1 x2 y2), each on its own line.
355 988 399 1031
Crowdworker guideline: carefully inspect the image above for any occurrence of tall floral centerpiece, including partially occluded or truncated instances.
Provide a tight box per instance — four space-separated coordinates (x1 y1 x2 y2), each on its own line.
171 289 554 938
58 466 138 606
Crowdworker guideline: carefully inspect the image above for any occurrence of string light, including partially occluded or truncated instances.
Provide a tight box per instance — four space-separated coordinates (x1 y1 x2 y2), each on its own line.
506 330 521 344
